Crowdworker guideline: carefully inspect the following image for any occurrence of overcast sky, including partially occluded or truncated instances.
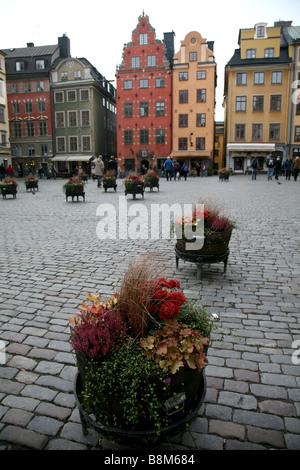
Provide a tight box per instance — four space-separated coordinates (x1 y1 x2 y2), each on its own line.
2 0 300 120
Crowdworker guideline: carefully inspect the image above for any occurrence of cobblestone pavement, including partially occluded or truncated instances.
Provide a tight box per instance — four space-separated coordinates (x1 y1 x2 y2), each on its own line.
0 174 299 451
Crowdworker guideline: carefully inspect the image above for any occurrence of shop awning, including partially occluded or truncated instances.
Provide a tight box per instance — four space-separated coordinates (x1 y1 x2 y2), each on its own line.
171 150 212 158
51 155 93 162
227 143 275 152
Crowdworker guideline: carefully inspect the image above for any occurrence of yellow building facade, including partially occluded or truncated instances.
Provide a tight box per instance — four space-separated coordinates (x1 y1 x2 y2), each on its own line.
0 50 11 168
172 31 216 172
224 22 292 173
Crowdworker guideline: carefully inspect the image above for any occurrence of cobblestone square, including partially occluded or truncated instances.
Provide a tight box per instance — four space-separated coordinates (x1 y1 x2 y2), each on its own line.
0 174 299 450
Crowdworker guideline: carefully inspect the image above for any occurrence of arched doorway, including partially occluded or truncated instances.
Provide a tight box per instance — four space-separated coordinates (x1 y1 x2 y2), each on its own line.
140 159 149 174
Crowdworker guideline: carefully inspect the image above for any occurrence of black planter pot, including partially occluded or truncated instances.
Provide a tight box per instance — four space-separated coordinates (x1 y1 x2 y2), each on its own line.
74 370 206 445
176 228 233 255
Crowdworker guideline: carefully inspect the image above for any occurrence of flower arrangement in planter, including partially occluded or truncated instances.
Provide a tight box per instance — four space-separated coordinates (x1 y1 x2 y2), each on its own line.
102 171 117 192
123 173 144 199
78 173 88 182
0 177 18 199
70 255 217 441
218 168 231 181
175 199 235 255
63 176 85 202
142 169 159 191
25 176 39 191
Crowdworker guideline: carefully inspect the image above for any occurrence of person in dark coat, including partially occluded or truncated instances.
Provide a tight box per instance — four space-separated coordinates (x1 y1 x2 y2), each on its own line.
107 156 117 176
284 156 292 180
274 157 282 180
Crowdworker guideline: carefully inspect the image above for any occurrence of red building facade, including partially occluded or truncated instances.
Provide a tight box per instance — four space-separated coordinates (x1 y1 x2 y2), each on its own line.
116 14 174 173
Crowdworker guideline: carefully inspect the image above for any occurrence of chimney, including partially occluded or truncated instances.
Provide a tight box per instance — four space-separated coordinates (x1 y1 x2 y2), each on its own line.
27 42 34 47
164 31 175 69
58 34 71 58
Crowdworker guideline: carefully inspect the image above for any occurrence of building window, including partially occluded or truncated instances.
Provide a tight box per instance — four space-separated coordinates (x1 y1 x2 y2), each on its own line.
11 83 18 93
82 136 91 151
38 121 48 136
37 81 45 92
36 60 45 70
155 129 165 144
269 123 280 140
254 72 265 84
253 95 264 111
24 83 31 93
40 144 48 156
67 90 76 102
196 113 206 127
56 112 64 128
270 95 282 111
124 130 133 144
12 122 22 137
131 57 140 68
178 137 187 150
179 90 188 103
74 70 81 79
197 89 206 103
57 137 65 152
236 96 247 111
197 70 206 80
0 107 4 123
139 34 148 45
271 71 283 84
155 101 165 116
68 111 77 127
246 49 256 58
28 145 35 157
55 91 64 103
25 102 33 114
80 89 89 101
189 52 197 61
37 101 46 113
69 136 78 151
236 73 247 85
60 72 68 80
12 103 20 114
81 110 90 126
140 130 149 144
124 102 133 117
235 123 246 140
16 61 24 71
179 114 188 127
264 48 274 58
139 102 148 117
252 123 263 140
179 72 188 81
295 126 300 142
139 79 149 88
296 103 300 115
25 122 35 137
155 78 165 87
196 137 205 150
124 80 133 89
256 25 266 38
147 55 156 67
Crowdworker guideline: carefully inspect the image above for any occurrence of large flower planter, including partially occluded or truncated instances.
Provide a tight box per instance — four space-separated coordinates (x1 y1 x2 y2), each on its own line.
175 228 233 278
125 182 144 199
74 369 206 445
25 180 39 191
1 184 17 199
65 186 85 202
144 178 159 192
103 179 117 192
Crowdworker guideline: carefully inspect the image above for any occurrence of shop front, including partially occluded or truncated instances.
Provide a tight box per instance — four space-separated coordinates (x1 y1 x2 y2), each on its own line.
226 143 276 174
51 155 93 177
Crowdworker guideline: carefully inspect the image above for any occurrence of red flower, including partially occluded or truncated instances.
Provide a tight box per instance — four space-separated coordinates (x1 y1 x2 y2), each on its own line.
168 292 186 306
159 302 180 320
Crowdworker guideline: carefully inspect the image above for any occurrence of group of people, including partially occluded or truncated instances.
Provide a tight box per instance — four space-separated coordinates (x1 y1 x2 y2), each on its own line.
163 157 189 181
250 155 300 181
0 164 14 181
93 155 119 187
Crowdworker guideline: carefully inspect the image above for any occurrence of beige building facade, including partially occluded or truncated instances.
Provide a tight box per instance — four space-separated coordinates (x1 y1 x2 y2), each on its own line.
172 31 216 171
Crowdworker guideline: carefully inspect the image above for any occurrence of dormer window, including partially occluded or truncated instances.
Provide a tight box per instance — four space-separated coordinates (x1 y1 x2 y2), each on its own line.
36 60 45 70
255 23 267 39
16 61 24 71
139 33 148 45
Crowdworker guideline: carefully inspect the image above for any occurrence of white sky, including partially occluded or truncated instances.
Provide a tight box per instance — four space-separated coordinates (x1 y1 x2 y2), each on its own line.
1 0 300 120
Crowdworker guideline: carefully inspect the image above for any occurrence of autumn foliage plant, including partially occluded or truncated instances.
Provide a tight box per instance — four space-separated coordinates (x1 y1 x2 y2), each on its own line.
70 255 215 432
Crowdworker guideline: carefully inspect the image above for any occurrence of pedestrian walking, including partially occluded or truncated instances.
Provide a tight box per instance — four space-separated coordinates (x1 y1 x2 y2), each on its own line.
274 157 282 180
164 156 173 181
201 164 207 177
107 156 118 177
284 156 292 180
182 163 189 181
291 156 300 181
5 164 14 178
173 160 179 181
94 155 105 187
266 154 275 180
250 156 258 180
0 163 5 181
